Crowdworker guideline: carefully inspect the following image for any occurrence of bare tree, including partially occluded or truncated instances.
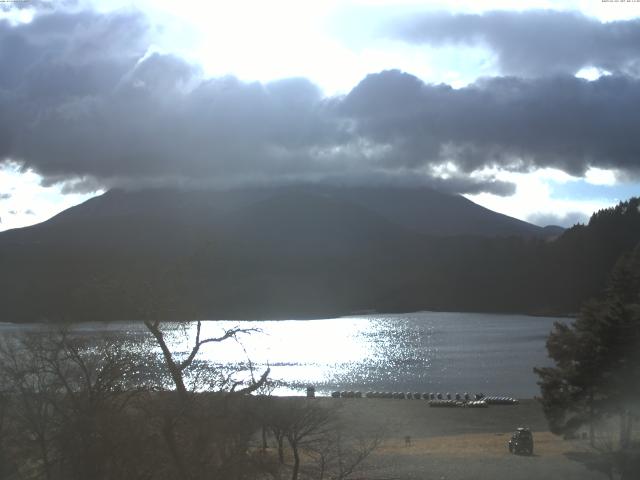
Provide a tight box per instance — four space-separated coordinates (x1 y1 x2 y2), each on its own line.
142 319 270 480
42 332 140 480
143 319 269 401
0 391 8 479
264 399 381 480
0 334 61 480
309 427 381 480
0 324 277 480
252 378 280 453
0 330 142 480
264 399 333 480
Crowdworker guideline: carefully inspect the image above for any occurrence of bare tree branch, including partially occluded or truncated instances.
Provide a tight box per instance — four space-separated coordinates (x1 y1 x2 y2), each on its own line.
178 324 258 371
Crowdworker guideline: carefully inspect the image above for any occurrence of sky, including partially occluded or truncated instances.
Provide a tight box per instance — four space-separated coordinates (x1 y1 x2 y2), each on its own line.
1 0 640 231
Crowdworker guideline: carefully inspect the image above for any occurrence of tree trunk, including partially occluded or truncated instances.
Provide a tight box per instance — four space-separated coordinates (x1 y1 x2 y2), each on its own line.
277 435 285 464
620 410 632 449
163 415 191 480
318 453 326 480
589 392 595 447
38 435 52 480
261 424 268 452
291 443 300 480
146 323 188 400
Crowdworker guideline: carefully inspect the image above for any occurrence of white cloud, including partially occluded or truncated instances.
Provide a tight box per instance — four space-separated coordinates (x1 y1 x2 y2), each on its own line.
0 162 101 232
464 167 616 225
584 167 617 186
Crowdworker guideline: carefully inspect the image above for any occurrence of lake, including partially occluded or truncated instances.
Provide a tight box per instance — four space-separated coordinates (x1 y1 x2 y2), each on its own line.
0 311 566 398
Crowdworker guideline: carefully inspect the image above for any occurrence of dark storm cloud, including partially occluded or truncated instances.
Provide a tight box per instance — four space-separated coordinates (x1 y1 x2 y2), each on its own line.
386 10 640 77
0 8 150 163
0 9 508 195
0 9 149 92
1 9 639 197
340 70 640 177
12 55 343 185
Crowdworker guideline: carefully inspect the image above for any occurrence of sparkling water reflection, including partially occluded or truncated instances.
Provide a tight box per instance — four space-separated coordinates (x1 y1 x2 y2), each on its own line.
0 312 566 397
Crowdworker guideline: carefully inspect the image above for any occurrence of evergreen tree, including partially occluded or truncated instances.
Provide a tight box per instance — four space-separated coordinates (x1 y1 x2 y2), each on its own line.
535 242 640 446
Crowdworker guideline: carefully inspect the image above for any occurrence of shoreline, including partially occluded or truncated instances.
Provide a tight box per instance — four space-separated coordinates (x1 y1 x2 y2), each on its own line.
0 308 575 326
324 398 548 438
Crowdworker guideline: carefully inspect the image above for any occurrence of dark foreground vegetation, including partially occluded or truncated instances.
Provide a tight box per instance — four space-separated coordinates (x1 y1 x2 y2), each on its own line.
0 327 379 480
2 326 637 480
1 187 639 322
535 241 640 479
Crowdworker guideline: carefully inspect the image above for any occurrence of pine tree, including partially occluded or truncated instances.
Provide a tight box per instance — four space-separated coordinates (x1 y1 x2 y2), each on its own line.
535 242 640 446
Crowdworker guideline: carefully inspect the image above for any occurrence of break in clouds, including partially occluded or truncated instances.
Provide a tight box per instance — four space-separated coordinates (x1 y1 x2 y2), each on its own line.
527 211 590 229
1 9 640 196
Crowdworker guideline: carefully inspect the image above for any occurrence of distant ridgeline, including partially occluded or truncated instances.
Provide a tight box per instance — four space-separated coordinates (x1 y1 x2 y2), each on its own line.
0 185 638 323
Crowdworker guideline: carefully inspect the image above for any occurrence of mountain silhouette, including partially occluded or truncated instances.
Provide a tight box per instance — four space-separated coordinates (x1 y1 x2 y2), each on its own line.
4 186 636 323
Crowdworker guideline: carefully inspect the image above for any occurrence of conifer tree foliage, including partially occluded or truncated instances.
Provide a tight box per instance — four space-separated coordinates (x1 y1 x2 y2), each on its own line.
535 241 640 446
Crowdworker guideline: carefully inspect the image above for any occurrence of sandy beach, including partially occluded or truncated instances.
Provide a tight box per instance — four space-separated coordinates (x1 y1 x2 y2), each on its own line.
312 398 612 480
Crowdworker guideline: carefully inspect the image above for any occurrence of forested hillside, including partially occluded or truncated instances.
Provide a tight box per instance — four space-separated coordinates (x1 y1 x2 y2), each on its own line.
0 188 638 323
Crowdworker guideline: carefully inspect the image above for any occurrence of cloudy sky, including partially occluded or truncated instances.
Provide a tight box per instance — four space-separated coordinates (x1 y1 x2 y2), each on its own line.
1 0 639 231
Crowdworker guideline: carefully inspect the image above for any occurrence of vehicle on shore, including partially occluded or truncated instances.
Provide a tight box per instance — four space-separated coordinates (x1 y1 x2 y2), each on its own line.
508 427 534 455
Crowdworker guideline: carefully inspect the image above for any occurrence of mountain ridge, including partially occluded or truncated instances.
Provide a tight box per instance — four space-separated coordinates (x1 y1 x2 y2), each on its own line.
0 184 560 241
4 186 637 323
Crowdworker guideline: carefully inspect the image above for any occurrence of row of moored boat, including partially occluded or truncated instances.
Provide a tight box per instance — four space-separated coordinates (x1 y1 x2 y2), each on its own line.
329 391 518 406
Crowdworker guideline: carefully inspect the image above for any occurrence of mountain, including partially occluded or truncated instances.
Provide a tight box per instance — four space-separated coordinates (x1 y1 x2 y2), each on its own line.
0 184 556 244
313 185 551 238
2 186 638 323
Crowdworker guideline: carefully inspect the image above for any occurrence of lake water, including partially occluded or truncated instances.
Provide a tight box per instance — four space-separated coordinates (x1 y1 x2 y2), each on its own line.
0 311 566 398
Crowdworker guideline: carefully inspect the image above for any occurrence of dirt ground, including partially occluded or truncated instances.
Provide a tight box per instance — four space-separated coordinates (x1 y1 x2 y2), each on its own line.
316 398 616 480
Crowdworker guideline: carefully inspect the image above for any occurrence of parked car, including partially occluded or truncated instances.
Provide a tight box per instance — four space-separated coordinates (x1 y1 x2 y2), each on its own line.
508 427 534 455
